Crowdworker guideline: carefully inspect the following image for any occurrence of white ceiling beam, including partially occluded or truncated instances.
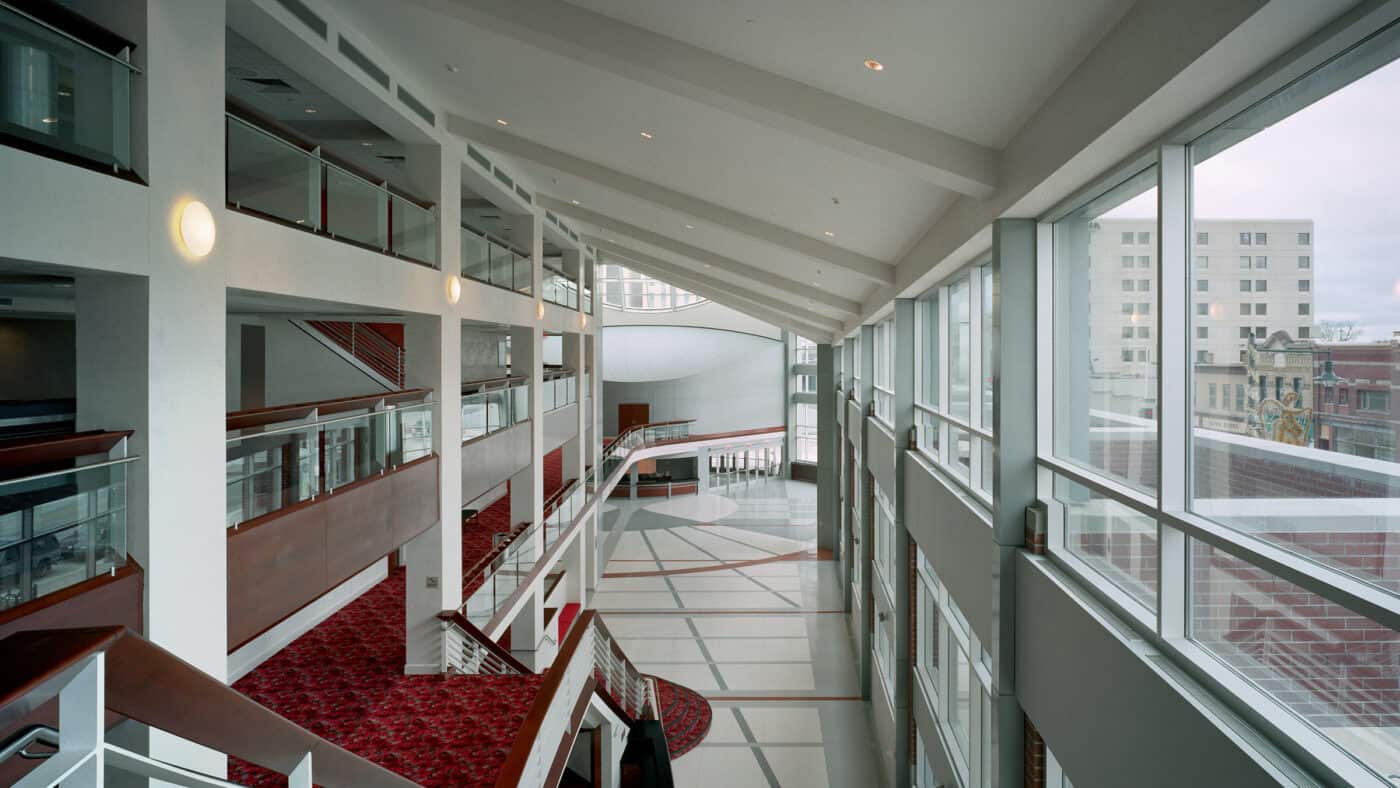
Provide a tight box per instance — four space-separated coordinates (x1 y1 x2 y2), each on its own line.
449 115 893 284
538 196 861 317
589 237 843 333
600 247 834 343
411 0 999 197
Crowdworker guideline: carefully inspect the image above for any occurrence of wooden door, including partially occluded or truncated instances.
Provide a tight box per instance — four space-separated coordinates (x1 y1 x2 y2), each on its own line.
617 402 650 433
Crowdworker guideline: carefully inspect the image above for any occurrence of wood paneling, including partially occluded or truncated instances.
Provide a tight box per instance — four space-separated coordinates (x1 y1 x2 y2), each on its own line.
617 403 649 433
227 456 439 648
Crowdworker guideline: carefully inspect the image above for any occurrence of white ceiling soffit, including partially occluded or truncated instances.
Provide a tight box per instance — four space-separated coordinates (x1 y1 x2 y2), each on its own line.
601 324 779 383
543 197 860 316
449 115 893 283
590 237 844 332
405 0 1000 197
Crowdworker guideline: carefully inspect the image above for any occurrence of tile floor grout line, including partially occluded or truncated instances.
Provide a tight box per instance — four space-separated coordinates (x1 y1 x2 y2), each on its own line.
731 708 784 788
685 616 730 692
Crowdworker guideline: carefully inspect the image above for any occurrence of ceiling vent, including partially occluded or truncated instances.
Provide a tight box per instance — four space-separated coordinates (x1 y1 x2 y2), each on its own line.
242 77 298 94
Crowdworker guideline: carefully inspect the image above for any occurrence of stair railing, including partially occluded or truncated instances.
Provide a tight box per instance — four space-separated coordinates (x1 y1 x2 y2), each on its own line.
0 626 419 787
437 611 530 675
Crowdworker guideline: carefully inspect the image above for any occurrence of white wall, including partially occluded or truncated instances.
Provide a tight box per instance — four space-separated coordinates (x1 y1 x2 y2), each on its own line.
602 326 782 435
225 317 391 410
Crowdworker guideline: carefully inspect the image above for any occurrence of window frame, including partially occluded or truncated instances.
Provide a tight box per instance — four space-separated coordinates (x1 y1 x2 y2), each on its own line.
1031 14 1400 785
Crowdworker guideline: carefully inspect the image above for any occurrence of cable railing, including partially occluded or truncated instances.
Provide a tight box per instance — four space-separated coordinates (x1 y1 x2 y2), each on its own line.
0 2 138 174
305 321 405 388
224 390 434 529
438 610 530 675
0 430 137 612
226 111 438 268
591 612 659 721
461 226 531 295
461 375 529 442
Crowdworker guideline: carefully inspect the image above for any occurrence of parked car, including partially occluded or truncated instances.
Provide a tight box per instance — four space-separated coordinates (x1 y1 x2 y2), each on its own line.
0 534 64 581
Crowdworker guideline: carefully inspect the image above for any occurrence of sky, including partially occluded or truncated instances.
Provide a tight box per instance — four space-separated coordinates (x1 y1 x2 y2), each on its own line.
1108 57 1400 342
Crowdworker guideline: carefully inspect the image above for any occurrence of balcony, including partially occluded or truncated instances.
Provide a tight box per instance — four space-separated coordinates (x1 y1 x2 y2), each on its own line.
0 430 136 613
461 375 529 443
225 111 438 268
224 390 439 647
0 2 137 176
461 226 530 295
542 260 578 311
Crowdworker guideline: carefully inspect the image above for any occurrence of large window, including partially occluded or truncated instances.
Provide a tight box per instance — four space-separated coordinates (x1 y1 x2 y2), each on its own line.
873 318 895 425
1041 22 1400 783
793 403 817 463
873 482 896 600
914 261 996 501
598 263 706 311
915 549 993 787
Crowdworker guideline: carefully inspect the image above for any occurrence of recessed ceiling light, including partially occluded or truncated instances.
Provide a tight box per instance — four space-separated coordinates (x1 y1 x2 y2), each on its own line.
823 230 835 237
684 224 695 229
496 118 509 126
303 107 318 114
40 116 58 124
812 281 821 287
639 131 654 140
361 141 374 147
570 199 580 205
445 64 461 73
864 59 884 72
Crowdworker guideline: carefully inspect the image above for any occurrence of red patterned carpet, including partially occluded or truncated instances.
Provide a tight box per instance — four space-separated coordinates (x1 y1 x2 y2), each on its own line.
652 676 712 759
230 569 542 787
461 447 566 589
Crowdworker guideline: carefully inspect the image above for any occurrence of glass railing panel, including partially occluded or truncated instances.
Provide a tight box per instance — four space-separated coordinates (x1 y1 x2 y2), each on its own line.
321 412 389 491
391 195 436 267
514 252 531 295
0 6 134 170
325 165 386 251
513 384 530 424
485 388 508 434
226 117 318 227
490 242 515 289
225 427 316 528
390 403 433 464
0 458 133 611
462 392 488 441
462 230 490 282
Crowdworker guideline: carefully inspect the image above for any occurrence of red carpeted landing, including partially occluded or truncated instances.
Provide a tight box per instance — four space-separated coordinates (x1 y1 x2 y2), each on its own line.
460 447 566 591
229 569 542 788
651 677 712 759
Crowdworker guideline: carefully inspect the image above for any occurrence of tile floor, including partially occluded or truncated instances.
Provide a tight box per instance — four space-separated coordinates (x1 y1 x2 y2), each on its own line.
596 480 881 787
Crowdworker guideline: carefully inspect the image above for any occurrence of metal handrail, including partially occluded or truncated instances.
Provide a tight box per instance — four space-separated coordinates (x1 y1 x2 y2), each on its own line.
0 1 142 73
0 454 141 488
225 400 432 442
462 224 530 260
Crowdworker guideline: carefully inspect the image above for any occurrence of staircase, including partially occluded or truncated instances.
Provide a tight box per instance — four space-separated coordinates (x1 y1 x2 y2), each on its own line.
297 320 406 389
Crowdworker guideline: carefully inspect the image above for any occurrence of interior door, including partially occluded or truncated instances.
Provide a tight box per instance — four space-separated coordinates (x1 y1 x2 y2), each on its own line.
617 403 650 433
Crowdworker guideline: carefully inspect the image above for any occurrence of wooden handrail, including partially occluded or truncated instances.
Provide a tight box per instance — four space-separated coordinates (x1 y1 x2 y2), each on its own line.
495 610 597 788
0 429 133 479
462 375 528 394
0 626 418 787
226 389 431 432
435 611 532 674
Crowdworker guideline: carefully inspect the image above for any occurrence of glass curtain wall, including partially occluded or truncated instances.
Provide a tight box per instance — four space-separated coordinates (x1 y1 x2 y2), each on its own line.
1041 23 1400 781
914 260 997 501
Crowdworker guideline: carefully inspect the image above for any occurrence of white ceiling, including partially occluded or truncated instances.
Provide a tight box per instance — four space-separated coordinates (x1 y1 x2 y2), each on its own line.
327 0 1136 337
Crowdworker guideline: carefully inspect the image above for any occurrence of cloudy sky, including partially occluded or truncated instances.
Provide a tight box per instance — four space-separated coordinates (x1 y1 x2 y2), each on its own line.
1111 56 1400 342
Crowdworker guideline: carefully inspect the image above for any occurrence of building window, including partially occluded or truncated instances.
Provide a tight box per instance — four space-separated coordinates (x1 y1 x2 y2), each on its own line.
1197 326 1209 339
1196 303 1209 316
794 403 817 462
1196 231 1210 245
1239 280 1252 292
1298 231 1311 245
1255 303 1267 316
1138 279 1150 292
1299 303 1311 315
1255 326 1267 338
873 318 895 426
1137 231 1150 245
1137 327 1149 339
1138 255 1150 268
1239 327 1252 339
1238 232 1251 245
1239 255 1252 269
1121 279 1134 292
1208 383 1217 409
1339 388 1349 406
1254 232 1268 245
1121 255 1135 268
1196 350 1209 363
1299 279 1311 292
1298 255 1311 268
598 264 706 311
1255 256 1267 268
1120 231 1134 244
1196 279 1209 292
1359 390 1391 413
1195 255 1209 268
1137 303 1150 315
1298 326 1310 339
1255 280 1267 292
1240 303 1252 316
1235 384 1245 411
1121 326 1134 339
1121 350 1133 362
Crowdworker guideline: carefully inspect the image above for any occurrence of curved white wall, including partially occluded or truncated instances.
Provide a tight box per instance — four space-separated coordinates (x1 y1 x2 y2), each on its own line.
602 325 783 435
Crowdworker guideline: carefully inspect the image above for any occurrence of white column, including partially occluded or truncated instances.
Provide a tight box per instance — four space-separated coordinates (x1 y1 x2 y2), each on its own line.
507 210 546 668
401 144 463 675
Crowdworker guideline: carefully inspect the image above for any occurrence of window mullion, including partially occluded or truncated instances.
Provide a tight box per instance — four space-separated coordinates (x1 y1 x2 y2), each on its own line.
1157 145 1190 638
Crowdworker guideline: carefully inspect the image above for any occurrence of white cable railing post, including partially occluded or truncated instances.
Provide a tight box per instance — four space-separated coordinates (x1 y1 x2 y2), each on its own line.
288 752 312 788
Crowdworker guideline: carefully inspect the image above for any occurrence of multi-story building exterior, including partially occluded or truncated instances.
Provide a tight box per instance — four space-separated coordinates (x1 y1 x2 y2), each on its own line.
1314 335 1400 461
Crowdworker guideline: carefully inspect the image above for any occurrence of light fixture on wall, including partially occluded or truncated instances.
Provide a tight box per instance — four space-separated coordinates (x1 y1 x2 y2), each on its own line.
537 301 545 320
864 59 884 71
446 274 462 304
580 313 588 328
177 200 216 258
